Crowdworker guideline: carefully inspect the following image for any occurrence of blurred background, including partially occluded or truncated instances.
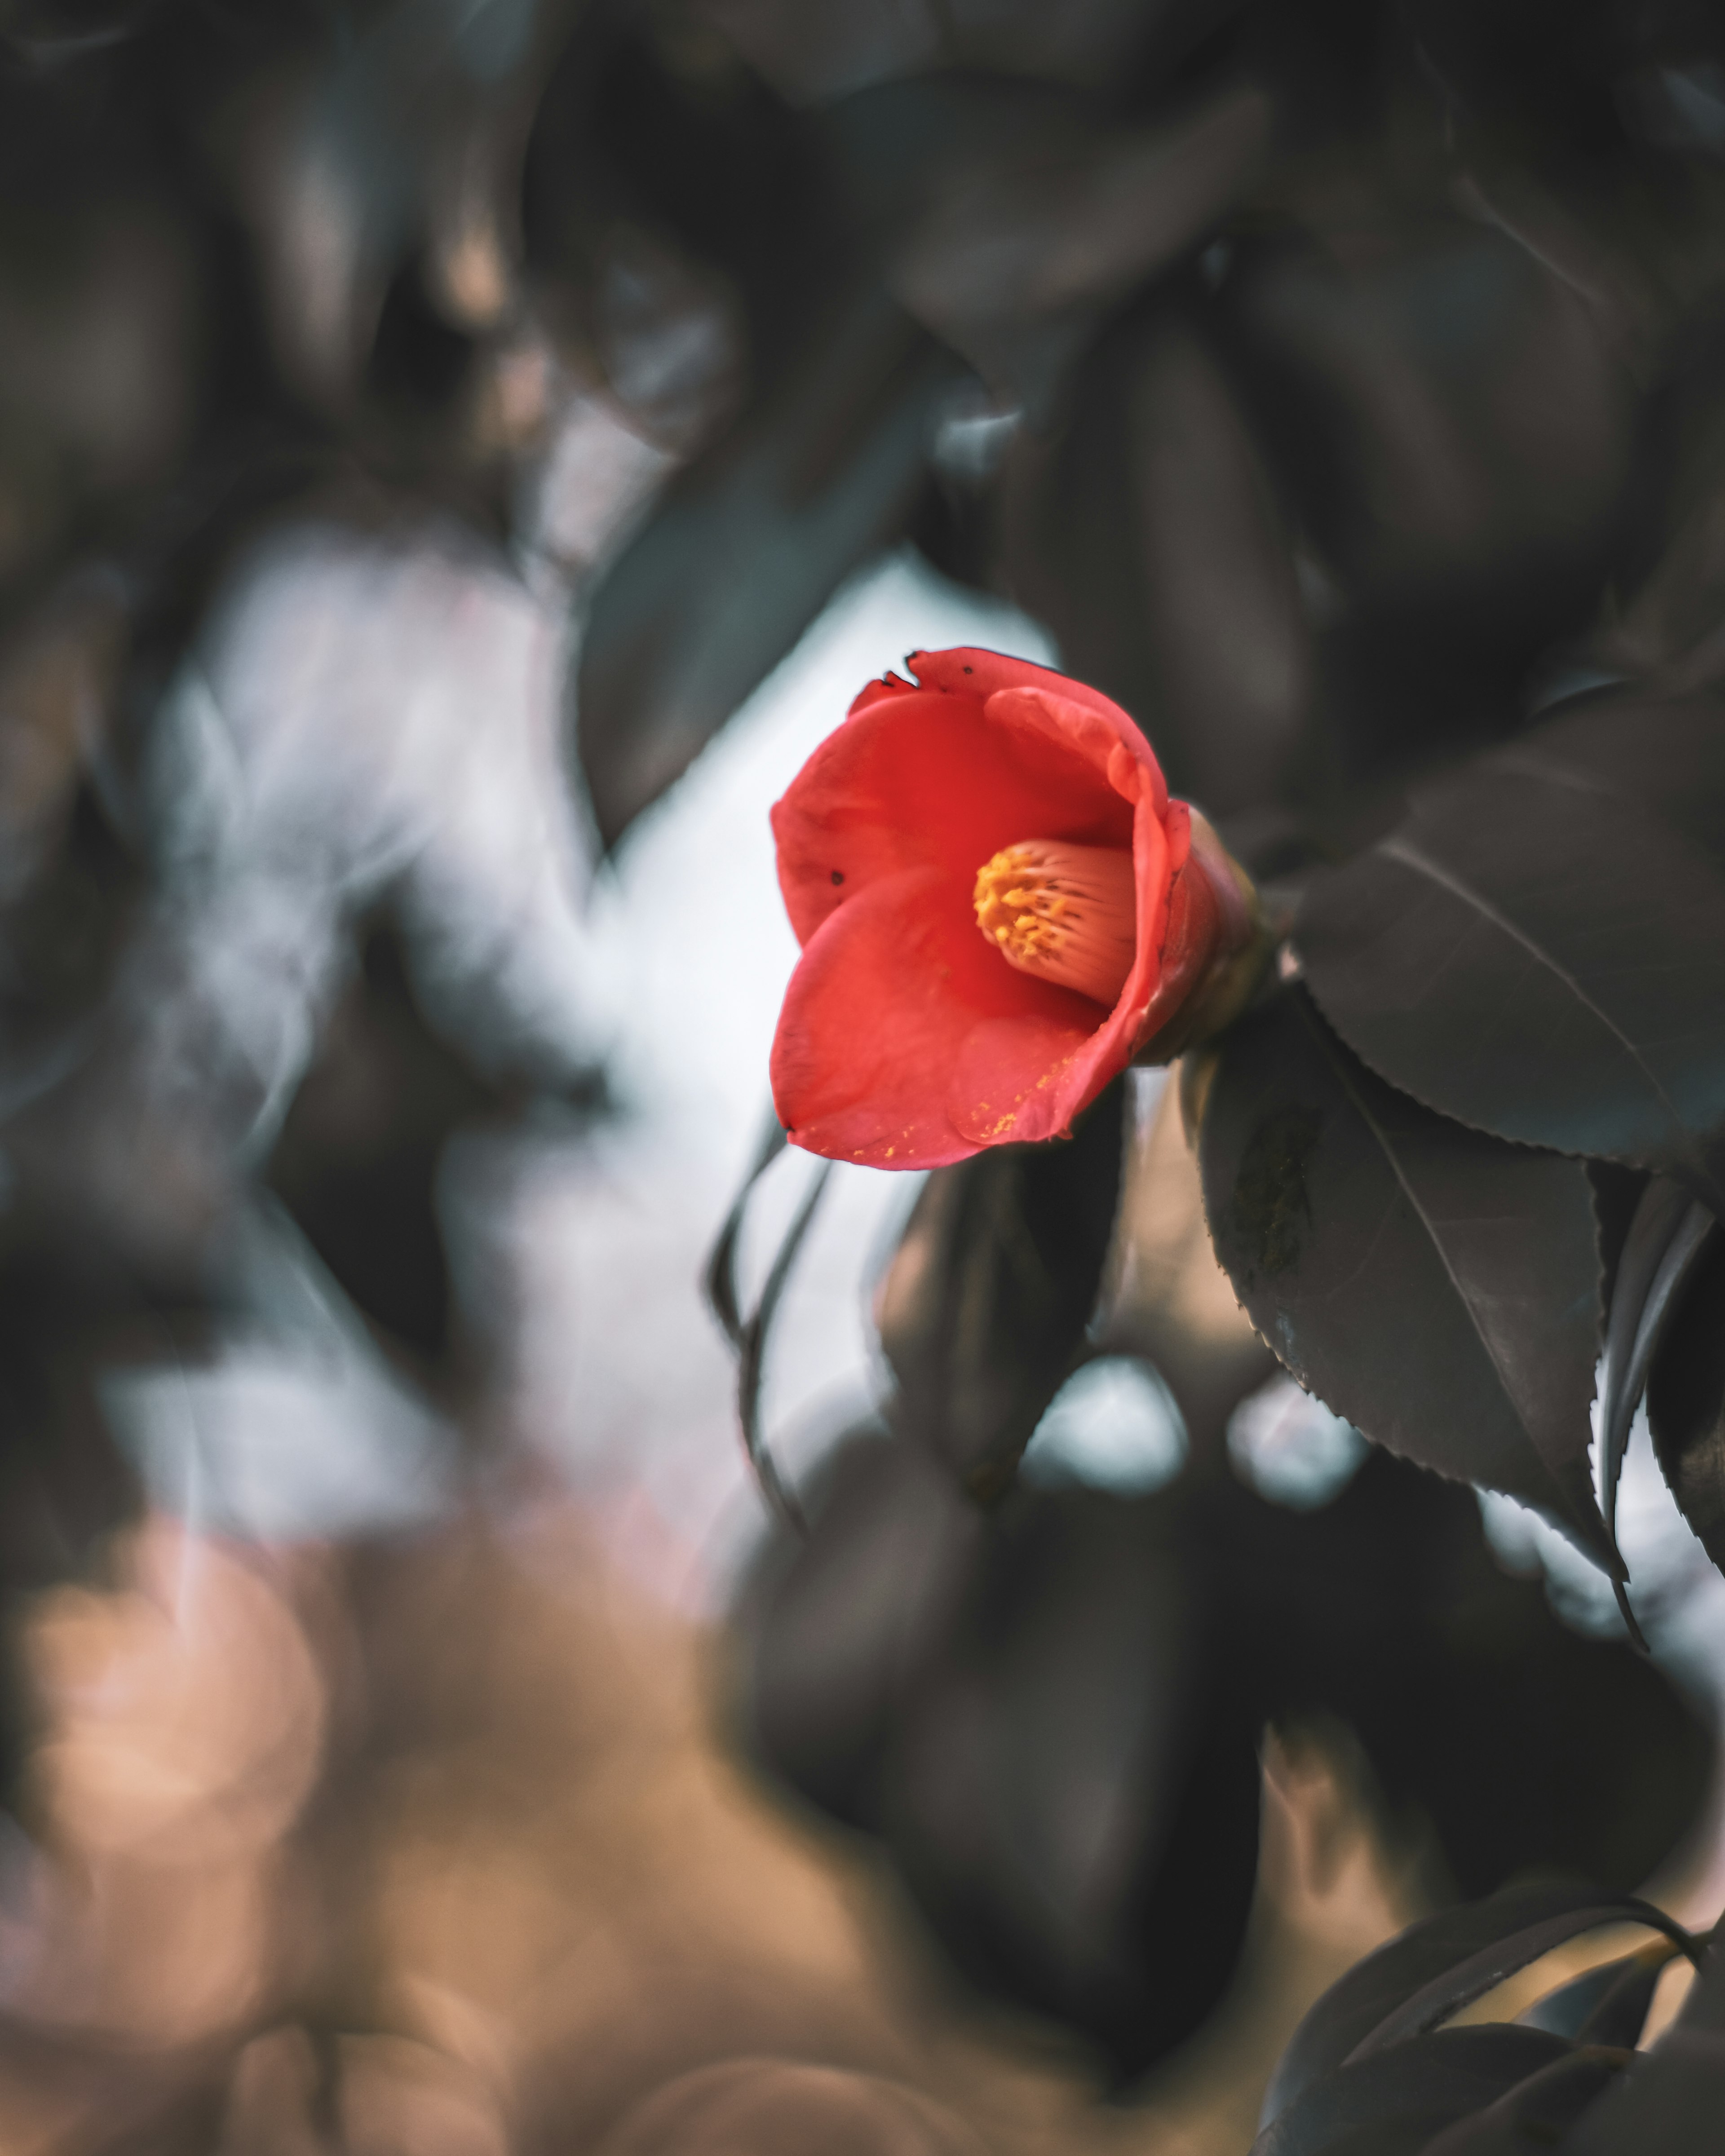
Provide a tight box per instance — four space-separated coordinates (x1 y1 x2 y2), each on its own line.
4 1 1725 2149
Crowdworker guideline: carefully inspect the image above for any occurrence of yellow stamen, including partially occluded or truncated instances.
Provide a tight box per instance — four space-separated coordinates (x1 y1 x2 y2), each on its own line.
973 839 1136 1006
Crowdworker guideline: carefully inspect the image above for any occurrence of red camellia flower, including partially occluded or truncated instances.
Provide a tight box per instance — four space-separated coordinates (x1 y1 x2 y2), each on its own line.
769 647 1256 1168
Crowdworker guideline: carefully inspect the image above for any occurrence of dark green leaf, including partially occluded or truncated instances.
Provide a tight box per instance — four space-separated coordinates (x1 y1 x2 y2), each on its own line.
879 1079 1125 1500
1259 1881 1690 2132
1199 990 1610 1556
576 288 956 849
1293 768 1725 1213
1648 1231 1725 1577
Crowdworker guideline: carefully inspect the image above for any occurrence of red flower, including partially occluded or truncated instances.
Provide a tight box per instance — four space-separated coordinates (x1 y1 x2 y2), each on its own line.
769 647 1255 1168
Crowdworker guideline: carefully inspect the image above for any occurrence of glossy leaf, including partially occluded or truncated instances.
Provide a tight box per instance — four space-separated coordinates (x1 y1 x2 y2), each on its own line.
1199 990 1610 1556
1648 1232 1725 1576
1494 692 1725 874
1259 1880 1691 2132
879 1078 1125 1499
1293 766 1725 1214
576 288 956 849
1253 2027 1576 2156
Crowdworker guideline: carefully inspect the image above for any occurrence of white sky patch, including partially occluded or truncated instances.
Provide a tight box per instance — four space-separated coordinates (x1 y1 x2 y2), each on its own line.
1021 1356 1189 1497
1227 1372 1370 1511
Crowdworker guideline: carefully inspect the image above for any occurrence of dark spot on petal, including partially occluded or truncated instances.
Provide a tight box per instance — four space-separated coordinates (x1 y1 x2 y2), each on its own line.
830 870 844 885
962 665 973 673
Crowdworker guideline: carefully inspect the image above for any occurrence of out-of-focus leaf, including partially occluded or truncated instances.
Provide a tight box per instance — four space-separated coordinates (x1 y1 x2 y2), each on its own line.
1292 767 1725 1214
1254 2025 1578 2156
738 1169 830 1531
1648 1230 1725 1575
878 1078 1125 1500
576 288 955 848
1412 2045 1630 2155
1001 300 1313 809
1199 990 1610 1556
1221 212 1636 616
1596 1176 1715 1559
226 0 582 409
739 1432 980 1831
265 920 509 1365
690 0 1243 106
1520 1940 1681 2050
1562 1942 1725 2155
883 1478 1265 2076
1260 1882 1692 2134
887 82 1272 408
1225 1454 1709 1905
743 1437 1708 2083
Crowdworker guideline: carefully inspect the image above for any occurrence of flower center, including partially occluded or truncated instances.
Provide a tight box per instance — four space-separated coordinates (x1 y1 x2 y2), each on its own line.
973 839 1136 1007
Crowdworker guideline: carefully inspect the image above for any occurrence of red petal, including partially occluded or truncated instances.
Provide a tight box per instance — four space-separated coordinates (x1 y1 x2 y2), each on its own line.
771 867 1108 1168
773 688 1132 947
847 670 917 715
1133 808 1222 1048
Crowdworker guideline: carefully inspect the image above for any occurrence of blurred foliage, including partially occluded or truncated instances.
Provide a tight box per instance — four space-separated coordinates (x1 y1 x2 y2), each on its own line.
3 0 1725 2146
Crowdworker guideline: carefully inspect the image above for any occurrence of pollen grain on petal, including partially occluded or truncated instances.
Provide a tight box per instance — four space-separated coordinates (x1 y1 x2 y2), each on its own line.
973 839 1136 1007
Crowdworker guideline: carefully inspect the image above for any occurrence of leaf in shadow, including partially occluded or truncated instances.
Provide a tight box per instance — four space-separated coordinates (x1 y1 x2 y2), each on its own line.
1218 210 1635 619
1253 2025 1579 2156
1293 766 1725 1213
886 81 1272 410
1000 300 1313 811
1259 1881 1692 2135
1562 1941 1725 2155
1493 690 1725 873
1199 989 1610 1557
1648 1228 1725 1577
881 1478 1265 2078
1596 1176 1715 1564
877 1078 1125 1500
737 1431 982 1831
1411 2045 1631 2156
576 285 957 849
1520 1940 1681 2050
